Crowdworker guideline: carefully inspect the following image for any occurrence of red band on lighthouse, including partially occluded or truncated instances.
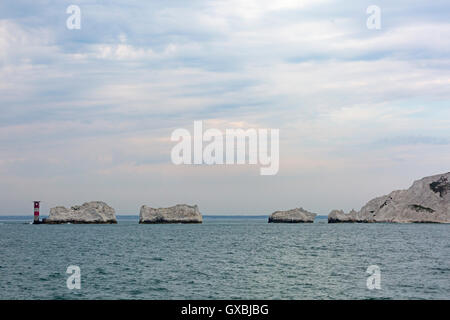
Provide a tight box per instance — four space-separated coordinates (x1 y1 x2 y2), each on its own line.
33 201 40 221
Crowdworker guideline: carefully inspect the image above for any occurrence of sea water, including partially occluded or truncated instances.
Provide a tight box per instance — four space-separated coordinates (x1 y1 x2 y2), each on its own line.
0 216 448 299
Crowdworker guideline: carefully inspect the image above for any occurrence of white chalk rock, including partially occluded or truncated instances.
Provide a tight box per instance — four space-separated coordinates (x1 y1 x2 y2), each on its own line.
328 209 359 223
268 207 316 223
139 204 203 224
44 201 117 224
328 172 450 223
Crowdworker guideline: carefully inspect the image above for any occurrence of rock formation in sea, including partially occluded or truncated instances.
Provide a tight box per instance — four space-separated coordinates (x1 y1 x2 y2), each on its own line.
43 201 117 224
268 207 316 223
328 172 450 223
139 204 203 224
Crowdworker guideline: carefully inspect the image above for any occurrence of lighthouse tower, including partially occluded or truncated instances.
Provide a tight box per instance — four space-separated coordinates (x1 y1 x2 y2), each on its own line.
33 201 41 224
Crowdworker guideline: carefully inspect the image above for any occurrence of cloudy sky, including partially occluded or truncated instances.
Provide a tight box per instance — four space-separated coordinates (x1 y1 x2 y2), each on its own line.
1 0 450 215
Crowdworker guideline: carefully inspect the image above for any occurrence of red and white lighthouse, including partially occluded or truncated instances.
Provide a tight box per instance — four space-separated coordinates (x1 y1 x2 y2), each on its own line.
33 201 41 223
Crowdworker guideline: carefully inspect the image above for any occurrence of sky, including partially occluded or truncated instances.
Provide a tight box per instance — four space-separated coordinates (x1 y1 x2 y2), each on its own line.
0 0 450 215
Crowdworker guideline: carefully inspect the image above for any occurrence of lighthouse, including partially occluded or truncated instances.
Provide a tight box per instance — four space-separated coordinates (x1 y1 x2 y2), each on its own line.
33 201 41 224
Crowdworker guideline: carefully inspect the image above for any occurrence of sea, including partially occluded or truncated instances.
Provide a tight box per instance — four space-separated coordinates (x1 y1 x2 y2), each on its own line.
0 215 448 300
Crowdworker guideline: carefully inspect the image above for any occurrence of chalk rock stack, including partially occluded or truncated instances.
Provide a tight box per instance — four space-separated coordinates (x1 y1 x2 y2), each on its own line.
328 172 450 223
43 201 117 224
328 209 360 223
139 204 203 224
268 207 316 223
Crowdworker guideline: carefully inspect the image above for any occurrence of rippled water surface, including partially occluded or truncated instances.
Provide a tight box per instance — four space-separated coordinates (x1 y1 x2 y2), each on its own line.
0 217 449 299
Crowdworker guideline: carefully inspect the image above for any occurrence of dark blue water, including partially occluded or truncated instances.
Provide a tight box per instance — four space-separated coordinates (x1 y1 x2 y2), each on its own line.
0 217 448 299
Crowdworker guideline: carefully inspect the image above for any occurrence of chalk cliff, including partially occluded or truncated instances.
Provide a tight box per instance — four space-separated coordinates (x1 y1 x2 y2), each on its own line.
43 201 117 224
139 204 203 223
268 207 316 223
328 172 450 223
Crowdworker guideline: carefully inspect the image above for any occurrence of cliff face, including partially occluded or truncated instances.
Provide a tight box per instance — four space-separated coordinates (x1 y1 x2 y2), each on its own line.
43 201 117 224
268 207 316 223
139 204 203 224
328 172 450 223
